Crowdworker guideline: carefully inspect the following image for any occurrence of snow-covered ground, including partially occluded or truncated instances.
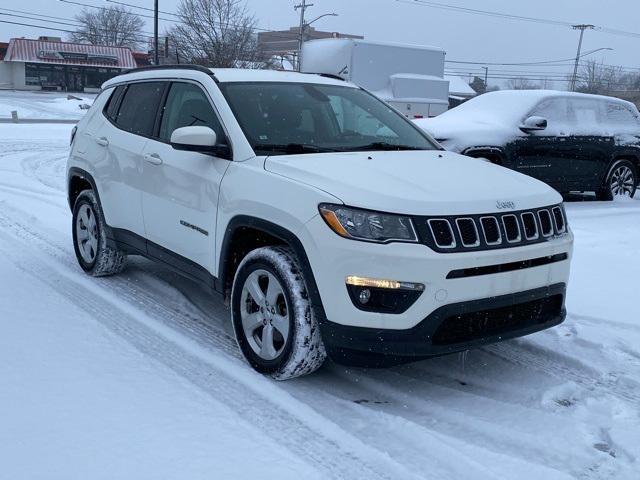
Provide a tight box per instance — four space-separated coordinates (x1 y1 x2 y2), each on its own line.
0 91 96 120
0 122 639 479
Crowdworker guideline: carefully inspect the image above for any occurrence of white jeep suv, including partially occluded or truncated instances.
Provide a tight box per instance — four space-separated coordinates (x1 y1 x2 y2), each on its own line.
67 66 573 380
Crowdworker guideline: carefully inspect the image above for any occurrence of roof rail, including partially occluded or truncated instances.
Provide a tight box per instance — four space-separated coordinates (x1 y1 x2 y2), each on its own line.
309 72 346 82
123 64 218 82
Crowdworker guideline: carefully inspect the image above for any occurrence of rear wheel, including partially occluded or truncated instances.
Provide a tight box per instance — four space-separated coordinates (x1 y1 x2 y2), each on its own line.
231 246 326 380
72 190 126 276
597 160 637 200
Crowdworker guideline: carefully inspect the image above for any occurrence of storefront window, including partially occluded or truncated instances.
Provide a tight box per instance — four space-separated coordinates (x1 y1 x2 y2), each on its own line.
25 63 124 91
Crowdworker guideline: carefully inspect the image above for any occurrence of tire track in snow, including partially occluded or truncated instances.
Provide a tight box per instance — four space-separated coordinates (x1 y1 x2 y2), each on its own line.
324 368 598 479
485 340 640 404
0 203 426 480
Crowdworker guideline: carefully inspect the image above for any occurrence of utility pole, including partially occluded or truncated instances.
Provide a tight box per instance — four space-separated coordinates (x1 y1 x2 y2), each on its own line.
295 0 313 71
570 24 594 91
154 0 159 65
482 66 488 91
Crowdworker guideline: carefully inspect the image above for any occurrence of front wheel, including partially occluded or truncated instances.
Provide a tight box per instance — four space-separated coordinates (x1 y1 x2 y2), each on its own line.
231 246 326 380
597 160 637 200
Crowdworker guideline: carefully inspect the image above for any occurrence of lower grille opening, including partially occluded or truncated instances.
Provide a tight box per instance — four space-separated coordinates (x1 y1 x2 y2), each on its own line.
446 253 568 279
432 294 564 346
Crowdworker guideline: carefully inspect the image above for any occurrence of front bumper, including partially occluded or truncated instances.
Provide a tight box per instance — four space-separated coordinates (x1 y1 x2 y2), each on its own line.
319 283 566 357
301 215 573 332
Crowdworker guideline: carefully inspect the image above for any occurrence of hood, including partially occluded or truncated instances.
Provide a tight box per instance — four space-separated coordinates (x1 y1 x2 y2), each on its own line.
265 150 561 216
415 117 521 153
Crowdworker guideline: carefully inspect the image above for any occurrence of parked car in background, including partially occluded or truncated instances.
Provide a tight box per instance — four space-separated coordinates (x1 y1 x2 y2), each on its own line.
67 67 573 380
415 90 640 200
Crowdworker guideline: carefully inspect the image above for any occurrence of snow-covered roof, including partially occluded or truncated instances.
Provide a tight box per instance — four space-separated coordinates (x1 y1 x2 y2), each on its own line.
437 89 637 125
304 37 445 53
444 75 476 97
4 38 137 69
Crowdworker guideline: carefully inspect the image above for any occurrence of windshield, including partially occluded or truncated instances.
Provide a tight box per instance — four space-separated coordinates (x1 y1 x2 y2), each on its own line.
218 81 438 155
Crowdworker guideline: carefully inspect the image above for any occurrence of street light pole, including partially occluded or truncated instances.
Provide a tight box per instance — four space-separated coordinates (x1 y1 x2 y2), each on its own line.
482 66 488 91
570 24 594 91
295 0 313 72
154 0 159 65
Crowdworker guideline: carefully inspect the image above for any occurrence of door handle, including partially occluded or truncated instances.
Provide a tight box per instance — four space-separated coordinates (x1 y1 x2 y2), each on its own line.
95 137 109 147
144 153 163 166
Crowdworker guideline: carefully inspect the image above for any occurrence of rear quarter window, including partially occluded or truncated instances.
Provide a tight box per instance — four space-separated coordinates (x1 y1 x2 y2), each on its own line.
606 102 639 126
103 85 125 122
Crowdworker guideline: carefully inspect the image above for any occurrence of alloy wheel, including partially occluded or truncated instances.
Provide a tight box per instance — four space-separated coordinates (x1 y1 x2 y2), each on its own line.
76 204 99 264
610 165 635 197
240 269 290 361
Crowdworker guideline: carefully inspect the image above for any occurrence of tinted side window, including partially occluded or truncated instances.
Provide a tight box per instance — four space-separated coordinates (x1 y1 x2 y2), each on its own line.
104 85 125 121
606 102 639 125
116 82 166 137
159 82 224 142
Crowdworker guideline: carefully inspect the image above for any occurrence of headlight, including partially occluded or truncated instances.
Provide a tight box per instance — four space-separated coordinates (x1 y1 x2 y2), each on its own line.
319 204 418 243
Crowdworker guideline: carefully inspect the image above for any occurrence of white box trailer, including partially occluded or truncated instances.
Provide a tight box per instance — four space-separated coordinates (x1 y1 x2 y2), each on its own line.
301 38 450 118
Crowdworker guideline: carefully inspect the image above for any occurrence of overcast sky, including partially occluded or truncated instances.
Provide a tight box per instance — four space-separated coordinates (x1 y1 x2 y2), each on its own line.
3 0 639 88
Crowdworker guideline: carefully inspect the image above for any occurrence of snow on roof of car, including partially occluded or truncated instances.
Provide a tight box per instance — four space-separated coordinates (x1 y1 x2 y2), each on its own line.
416 89 637 131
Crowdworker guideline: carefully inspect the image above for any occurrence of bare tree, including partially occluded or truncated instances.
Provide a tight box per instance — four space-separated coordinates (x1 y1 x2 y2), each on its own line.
618 72 640 91
70 6 144 49
169 0 270 68
576 60 623 95
507 78 540 90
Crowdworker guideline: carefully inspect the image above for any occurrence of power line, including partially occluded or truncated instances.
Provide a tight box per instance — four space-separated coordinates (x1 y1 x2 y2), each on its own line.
0 18 152 44
445 49 615 67
396 0 574 27
396 0 640 40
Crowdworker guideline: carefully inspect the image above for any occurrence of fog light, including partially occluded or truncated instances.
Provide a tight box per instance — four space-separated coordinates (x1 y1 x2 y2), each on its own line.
346 276 425 291
345 276 425 314
358 288 371 304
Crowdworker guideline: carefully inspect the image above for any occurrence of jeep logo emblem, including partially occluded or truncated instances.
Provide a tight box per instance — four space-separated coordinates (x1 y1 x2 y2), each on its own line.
496 200 516 210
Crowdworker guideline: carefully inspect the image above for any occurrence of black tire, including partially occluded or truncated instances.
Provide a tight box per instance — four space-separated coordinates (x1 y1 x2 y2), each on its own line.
231 246 326 380
72 190 126 276
597 160 637 201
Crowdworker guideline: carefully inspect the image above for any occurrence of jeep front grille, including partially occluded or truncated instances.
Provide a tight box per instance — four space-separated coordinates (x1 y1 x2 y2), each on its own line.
415 204 567 253
428 219 456 248
538 209 553 237
521 212 539 240
456 218 480 247
552 206 566 233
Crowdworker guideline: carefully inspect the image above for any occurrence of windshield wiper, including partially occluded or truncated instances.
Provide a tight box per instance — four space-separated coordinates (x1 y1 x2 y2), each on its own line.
345 142 426 152
253 143 340 154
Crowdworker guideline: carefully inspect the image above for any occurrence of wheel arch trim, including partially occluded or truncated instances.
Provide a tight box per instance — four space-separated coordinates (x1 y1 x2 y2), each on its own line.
218 215 327 321
67 167 101 211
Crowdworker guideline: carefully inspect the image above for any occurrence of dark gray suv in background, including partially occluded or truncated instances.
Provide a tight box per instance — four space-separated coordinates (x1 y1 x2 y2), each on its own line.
416 90 640 200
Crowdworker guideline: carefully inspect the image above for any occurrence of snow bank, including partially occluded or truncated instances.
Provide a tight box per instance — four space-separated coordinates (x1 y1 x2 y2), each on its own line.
0 90 96 120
